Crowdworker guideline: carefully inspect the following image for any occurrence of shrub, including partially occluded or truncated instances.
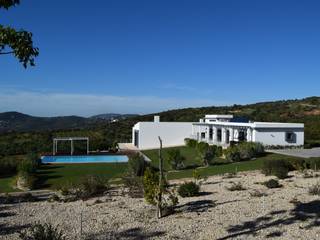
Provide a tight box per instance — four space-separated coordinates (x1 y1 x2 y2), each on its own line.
224 146 241 162
127 153 148 177
249 190 267 197
76 175 109 199
16 171 36 190
17 159 37 175
143 167 178 214
178 181 200 197
143 167 159 205
227 182 246 191
224 142 264 162
184 138 198 148
263 179 282 189
122 173 144 198
307 158 320 171
289 158 307 171
309 182 320 195
261 159 289 179
196 142 218 166
19 223 66 240
0 157 19 175
167 149 185 170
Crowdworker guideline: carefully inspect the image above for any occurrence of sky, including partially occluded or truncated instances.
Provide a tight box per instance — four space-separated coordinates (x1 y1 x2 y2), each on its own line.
0 0 320 117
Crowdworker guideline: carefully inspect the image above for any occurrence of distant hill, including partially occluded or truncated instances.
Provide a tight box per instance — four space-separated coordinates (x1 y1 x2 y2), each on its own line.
0 112 137 133
90 113 139 121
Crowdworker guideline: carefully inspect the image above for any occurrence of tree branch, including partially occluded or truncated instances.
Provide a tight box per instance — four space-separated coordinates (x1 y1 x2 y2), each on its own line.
0 51 14 55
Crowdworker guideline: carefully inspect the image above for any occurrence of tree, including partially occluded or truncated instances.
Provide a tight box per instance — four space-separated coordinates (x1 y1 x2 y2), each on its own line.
0 0 39 67
167 148 185 170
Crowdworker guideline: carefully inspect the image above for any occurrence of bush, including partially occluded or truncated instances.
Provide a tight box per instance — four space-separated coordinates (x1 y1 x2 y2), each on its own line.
196 142 219 166
19 223 66 240
224 142 264 162
178 181 200 197
76 175 109 199
167 149 185 170
17 159 37 175
122 173 144 198
307 158 320 171
227 182 246 191
249 190 267 197
261 159 290 179
309 182 320 195
184 138 198 148
16 172 36 190
224 146 241 162
127 153 148 177
263 179 282 188
0 156 19 175
143 167 159 205
289 158 307 171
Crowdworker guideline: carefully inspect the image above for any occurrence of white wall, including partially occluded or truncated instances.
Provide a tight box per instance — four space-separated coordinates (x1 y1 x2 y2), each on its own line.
253 128 304 146
133 122 193 149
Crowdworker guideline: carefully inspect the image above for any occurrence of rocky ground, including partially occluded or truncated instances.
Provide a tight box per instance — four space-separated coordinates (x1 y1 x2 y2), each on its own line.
1 170 320 240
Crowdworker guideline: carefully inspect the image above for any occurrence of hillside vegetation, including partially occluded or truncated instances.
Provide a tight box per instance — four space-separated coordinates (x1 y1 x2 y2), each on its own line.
0 96 319 156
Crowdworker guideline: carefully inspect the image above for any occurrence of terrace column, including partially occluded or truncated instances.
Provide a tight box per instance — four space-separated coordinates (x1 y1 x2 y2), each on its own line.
213 126 218 143
234 128 239 142
229 128 234 142
221 127 227 144
247 128 252 142
71 139 74 155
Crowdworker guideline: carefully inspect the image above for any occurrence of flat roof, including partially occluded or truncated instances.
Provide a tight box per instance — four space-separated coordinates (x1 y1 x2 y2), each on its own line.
193 121 304 128
204 114 233 118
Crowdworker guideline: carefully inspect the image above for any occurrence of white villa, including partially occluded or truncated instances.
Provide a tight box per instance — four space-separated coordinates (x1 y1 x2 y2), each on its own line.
132 115 304 150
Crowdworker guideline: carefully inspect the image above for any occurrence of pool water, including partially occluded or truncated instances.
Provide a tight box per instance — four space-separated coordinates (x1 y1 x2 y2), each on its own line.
41 155 128 164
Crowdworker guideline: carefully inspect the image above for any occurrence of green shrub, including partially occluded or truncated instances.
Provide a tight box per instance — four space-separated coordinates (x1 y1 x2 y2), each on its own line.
307 158 320 171
167 149 185 170
143 167 159 205
178 181 200 197
19 223 66 240
184 138 198 148
17 159 37 175
122 173 144 198
261 159 290 179
196 142 218 166
127 153 148 176
289 158 307 171
75 175 109 200
16 171 36 190
224 142 264 162
224 146 241 162
263 179 282 188
0 157 19 175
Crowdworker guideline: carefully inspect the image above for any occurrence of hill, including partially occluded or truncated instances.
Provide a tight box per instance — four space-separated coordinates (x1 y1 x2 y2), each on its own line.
0 112 138 133
0 96 319 156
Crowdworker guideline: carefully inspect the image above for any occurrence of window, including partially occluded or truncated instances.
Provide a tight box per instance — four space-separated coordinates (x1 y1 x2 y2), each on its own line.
201 132 206 139
285 132 295 142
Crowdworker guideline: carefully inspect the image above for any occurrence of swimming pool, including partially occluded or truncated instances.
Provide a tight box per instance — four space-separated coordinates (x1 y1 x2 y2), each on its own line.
41 155 128 164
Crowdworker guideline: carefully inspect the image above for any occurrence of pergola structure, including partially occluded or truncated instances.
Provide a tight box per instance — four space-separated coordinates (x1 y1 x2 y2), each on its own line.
53 137 89 155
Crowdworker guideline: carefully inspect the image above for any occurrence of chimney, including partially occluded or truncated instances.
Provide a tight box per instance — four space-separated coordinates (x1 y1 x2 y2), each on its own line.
154 115 160 122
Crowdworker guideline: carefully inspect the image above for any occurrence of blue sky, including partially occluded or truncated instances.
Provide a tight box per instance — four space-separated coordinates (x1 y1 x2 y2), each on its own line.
1 0 319 116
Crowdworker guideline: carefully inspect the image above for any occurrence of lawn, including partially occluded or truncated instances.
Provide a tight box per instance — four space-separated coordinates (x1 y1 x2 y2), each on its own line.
0 162 128 193
0 146 306 193
143 146 304 180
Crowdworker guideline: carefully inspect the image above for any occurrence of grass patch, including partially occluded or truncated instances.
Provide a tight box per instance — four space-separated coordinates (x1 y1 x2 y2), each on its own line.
36 163 128 190
144 146 306 180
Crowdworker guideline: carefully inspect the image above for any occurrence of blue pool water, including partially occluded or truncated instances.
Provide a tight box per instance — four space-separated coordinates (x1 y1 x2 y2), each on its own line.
41 155 128 164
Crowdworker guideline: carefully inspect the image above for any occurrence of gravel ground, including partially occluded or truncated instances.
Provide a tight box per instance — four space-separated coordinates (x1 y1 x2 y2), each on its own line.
1 170 320 240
